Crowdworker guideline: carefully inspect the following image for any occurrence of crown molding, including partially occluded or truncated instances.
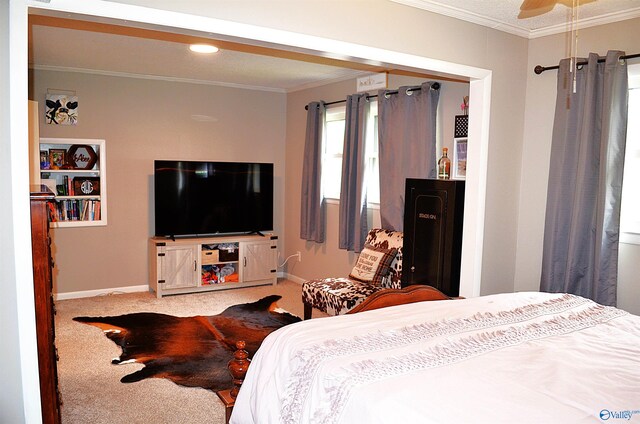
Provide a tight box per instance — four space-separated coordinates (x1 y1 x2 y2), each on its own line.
528 7 640 38
30 64 287 93
391 0 531 38
391 0 640 39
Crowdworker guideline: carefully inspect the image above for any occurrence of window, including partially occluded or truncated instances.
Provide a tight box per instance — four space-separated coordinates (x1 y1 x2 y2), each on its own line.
322 106 345 200
620 64 640 244
321 101 380 204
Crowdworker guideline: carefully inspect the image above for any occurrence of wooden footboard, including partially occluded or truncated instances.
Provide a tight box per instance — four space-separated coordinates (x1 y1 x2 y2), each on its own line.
348 284 451 314
222 285 450 420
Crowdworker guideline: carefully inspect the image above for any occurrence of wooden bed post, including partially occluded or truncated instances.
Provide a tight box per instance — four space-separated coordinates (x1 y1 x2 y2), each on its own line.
217 341 251 423
228 340 251 398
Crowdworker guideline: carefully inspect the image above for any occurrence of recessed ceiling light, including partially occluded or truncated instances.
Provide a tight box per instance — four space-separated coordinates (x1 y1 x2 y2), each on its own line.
189 44 219 54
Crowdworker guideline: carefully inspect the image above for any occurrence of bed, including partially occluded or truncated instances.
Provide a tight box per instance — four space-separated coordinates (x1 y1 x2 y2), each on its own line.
229 287 640 423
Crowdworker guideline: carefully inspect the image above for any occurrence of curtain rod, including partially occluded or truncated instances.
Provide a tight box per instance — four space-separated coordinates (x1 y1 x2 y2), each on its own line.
534 52 640 74
304 82 440 110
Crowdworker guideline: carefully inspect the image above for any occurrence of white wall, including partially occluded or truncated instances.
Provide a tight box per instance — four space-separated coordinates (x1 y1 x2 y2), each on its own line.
2 1 42 422
515 17 640 314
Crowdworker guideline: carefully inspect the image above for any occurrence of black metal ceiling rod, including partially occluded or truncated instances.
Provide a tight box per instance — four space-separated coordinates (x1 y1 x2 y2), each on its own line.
305 82 440 110
534 52 640 74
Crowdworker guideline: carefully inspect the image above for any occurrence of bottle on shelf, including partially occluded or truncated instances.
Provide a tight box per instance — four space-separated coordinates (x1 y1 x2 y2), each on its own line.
438 147 451 180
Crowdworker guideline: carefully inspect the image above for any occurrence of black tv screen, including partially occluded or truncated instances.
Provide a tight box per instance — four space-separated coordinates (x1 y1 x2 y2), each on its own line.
154 160 273 237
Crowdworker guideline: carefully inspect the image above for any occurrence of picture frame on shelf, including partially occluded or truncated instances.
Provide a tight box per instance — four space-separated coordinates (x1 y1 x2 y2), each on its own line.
40 150 50 170
453 137 467 179
49 148 66 169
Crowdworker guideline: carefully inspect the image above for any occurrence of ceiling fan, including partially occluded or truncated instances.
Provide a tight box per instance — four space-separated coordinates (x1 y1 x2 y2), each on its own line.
518 0 596 19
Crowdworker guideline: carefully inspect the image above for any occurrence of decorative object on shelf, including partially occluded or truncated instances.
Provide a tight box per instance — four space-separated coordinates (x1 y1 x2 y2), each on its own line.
460 95 469 115
356 72 388 92
454 115 468 138
45 90 78 125
437 147 451 180
73 177 100 195
49 148 66 169
40 150 50 170
455 96 469 138
66 144 98 169
454 138 467 179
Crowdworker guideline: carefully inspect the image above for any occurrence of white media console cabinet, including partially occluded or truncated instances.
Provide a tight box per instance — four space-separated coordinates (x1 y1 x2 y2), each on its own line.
148 234 278 298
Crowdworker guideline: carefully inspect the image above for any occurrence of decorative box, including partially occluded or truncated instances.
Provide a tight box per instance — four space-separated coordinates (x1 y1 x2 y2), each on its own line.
454 115 468 138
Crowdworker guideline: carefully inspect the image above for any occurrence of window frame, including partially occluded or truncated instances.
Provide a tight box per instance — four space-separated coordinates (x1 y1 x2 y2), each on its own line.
620 63 640 245
320 100 381 207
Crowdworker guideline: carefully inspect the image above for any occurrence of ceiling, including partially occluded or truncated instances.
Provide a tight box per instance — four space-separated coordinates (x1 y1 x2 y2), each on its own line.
29 16 379 94
393 0 640 38
29 1 640 92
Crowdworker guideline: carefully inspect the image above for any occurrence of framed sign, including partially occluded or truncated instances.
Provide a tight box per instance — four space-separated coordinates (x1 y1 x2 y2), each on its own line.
67 144 98 170
453 137 467 179
73 177 100 195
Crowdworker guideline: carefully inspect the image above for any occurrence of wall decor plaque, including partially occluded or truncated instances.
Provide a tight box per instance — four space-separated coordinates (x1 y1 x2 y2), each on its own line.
67 144 98 170
73 177 100 195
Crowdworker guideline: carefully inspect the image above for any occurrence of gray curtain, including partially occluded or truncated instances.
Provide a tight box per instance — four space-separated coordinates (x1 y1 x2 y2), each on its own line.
540 51 628 306
339 93 369 252
300 101 326 243
378 82 440 231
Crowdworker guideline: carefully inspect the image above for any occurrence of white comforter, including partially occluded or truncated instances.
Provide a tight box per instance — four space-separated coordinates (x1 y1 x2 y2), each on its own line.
230 292 640 424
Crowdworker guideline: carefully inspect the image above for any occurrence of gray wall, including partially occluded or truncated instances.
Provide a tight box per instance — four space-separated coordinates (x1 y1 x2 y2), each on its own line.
31 69 467 294
515 17 640 314
32 70 287 294
284 74 469 280
115 0 529 296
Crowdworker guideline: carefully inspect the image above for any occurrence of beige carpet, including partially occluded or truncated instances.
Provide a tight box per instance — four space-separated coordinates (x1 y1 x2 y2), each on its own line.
55 279 319 424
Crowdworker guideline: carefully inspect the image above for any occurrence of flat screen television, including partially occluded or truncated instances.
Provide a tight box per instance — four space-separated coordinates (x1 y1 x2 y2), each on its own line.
154 160 273 237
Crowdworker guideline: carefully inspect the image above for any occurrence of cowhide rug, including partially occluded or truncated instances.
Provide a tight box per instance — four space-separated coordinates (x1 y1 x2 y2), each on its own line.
73 295 300 392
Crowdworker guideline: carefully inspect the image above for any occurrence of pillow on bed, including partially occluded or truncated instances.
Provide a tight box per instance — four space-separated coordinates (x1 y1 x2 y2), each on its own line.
349 244 398 286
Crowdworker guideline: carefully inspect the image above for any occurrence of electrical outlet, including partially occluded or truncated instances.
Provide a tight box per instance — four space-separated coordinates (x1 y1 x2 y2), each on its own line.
296 251 302 262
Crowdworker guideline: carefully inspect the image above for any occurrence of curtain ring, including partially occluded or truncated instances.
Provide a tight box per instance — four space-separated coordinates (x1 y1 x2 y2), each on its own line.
384 92 391 99
406 88 413 96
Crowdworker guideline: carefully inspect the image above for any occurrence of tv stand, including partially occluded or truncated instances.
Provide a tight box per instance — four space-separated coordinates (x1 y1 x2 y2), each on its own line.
149 233 278 298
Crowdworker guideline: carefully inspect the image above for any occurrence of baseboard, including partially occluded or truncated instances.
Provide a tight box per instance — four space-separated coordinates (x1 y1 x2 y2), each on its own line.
55 285 149 301
282 273 305 285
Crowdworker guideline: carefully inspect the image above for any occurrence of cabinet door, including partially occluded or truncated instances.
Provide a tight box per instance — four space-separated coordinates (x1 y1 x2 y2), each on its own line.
161 244 198 289
242 241 277 282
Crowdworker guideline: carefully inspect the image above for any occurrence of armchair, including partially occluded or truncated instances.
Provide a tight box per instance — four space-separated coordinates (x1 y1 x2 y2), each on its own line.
301 229 403 319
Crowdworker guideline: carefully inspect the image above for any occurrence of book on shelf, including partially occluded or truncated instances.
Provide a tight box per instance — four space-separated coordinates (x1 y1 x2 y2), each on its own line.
49 199 102 222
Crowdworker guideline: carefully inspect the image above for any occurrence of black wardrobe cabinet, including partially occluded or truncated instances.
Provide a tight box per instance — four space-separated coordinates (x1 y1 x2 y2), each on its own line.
401 178 465 297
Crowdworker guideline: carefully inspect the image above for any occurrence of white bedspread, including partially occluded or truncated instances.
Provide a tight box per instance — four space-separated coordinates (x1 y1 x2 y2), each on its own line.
230 292 640 424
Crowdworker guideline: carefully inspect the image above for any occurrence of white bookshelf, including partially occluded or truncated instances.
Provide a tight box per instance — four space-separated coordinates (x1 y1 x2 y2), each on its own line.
39 138 107 228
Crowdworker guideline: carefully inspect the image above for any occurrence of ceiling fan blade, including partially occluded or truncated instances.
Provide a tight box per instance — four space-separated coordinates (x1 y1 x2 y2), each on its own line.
520 0 557 11
518 4 555 18
518 0 598 18
518 0 557 19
